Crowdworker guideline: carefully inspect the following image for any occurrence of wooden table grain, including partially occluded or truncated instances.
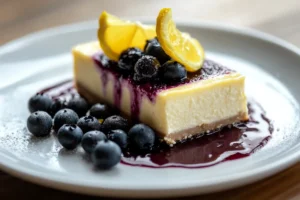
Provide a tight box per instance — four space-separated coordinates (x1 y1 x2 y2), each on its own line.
1 0 300 199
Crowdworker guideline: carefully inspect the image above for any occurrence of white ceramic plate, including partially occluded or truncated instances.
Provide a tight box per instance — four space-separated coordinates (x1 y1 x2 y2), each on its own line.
0 19 300 198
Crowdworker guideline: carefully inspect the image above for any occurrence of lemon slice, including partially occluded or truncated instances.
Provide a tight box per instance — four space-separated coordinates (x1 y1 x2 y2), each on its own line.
98 11 156 61
156 8 205 72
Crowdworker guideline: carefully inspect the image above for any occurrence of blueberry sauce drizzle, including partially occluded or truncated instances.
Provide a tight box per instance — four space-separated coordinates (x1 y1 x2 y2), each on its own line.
97 68 108 96
39 80 273 169
92 51 234 119
114 77 122 110
121 101 273 168
39 80 75 100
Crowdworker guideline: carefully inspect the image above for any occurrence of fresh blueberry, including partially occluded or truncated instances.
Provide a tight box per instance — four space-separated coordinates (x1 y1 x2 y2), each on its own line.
99 54 118 69
27 111 52 137
57 124 83 150
133 74 144 83
49 99 66 117
81 130 107 154
91 140 121 169
66 96 89 117
77 116 101 133
99 54 110 68
133 55 160 82
102 115 129 132
159 61 187 83
53 109 79 131
28 93 53 113
128 124 156 151
108 129 128 149
118 48 143 73
89 103 114 119
144 38 170 64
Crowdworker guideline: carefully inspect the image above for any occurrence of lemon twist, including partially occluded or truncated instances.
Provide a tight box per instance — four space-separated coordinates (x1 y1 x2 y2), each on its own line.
156 8 205 72
98 11 156 61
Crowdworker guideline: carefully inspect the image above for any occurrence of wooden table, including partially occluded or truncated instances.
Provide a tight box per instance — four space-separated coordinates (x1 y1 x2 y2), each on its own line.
1 0 300 199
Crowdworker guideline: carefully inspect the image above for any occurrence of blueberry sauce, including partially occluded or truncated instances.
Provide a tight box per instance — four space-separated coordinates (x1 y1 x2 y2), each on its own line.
39 81 273 169
98 68 109 96
114 77 123 110
92 51 234 119
121 101 273 168
39 80 76 100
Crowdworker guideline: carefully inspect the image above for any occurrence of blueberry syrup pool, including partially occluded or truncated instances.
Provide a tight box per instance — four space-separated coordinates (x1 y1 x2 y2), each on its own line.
39 80 273 168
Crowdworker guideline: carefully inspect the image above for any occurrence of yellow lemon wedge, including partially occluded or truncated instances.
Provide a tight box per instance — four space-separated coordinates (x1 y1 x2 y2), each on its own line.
156 8 205 72
98 11 156 61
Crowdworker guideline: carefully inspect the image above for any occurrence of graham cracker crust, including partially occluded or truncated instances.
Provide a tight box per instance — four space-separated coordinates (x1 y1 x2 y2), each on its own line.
163 113 248 145
75 81 249 145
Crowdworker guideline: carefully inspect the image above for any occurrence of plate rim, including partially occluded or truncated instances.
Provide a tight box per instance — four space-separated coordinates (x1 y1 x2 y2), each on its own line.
1 19 300 198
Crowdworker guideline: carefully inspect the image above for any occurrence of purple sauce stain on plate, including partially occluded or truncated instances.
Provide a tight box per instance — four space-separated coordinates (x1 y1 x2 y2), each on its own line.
40 80 273 169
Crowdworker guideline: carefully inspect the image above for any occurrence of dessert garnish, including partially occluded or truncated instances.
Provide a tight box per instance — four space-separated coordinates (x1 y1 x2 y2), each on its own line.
27 111 52 137
133 55 160 83
108 129 128 150
28 93 53 113
65 96 89 117
23 8 270 171
128 124 156 152
98 11 155 61
91 140 122 169
102 115 129 132
89 103 115 120
144 37 170 64
53 108 79 131
159 61 187 83
156 8 205 72
57 124 83 150
118 47 144 73
77 116 101 133
81 130 107 154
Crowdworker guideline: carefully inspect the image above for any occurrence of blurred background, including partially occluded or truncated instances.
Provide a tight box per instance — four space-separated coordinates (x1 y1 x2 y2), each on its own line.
1 1 300 199
1 0 300 46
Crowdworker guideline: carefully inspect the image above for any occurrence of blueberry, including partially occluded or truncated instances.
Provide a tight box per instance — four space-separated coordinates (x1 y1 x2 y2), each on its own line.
57 124 83 150
99 54 118 69
133 55 160 82
77 116 101 133
99 54 110 68
81 130 107 154
144 38 170 64
53 109 79 131
102 115 129 132
66 97 89 117
159 61 187 83
28 93 53 113
27 111 52 137
91 140 121 169
108 129 128 149
118 48 143 73
133 74 144 83
128 124 156 151
89 103 114 119
49 99 66 117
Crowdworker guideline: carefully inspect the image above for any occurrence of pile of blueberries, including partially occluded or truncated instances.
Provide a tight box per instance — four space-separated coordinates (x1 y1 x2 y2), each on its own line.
26 94 157 169
107 37 188 84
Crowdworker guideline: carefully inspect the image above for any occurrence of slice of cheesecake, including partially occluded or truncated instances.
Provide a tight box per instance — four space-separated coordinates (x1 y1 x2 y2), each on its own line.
72 41 249 145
